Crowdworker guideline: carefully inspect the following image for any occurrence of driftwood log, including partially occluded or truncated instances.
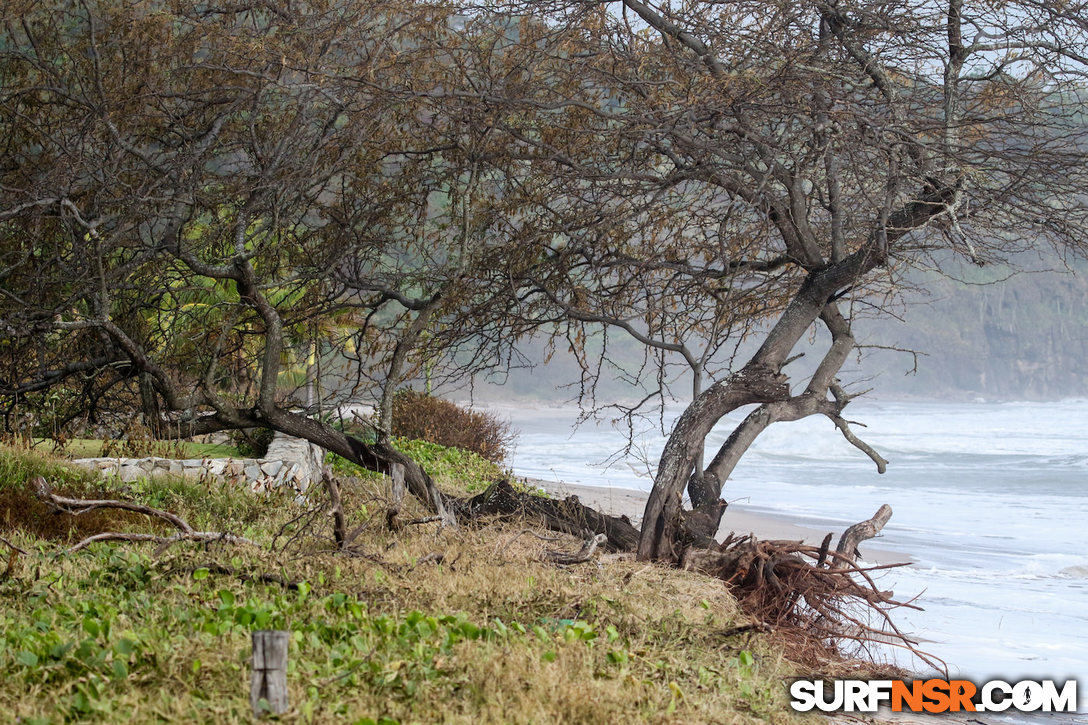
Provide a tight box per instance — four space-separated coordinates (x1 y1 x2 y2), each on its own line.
501 528 610 565
545 532 608 564
462 480 640 552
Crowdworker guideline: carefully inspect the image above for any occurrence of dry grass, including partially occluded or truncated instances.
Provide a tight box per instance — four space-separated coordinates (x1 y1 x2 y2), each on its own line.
0 444 820 725
0 442 160 543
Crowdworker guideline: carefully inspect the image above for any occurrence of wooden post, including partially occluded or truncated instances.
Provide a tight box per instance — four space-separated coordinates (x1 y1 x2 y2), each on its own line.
390 462 406 507
250 630 289 717
324 472 346 548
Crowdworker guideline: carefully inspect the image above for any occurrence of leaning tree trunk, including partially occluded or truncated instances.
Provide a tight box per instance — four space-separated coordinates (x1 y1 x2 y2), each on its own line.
637 364 789 561
637 277 831 562
637 187 957 563
262 408 456 527
687 306 863 510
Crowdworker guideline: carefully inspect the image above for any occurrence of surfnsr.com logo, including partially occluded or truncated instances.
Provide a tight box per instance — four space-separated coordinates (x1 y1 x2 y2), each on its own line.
789 679 1078 714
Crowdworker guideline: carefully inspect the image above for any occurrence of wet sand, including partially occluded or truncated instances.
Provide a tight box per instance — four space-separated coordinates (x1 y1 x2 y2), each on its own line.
523 477 911 565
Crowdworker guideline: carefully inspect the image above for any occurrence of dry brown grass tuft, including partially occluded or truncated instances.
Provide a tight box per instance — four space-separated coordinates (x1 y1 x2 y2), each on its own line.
0 443 164 543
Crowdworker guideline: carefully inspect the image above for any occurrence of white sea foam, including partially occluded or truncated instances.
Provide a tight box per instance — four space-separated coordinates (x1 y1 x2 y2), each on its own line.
1059 565 1088 579
506 399 1088 716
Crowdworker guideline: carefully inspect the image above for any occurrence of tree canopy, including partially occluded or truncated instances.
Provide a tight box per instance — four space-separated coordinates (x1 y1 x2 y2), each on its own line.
3 0 1087 558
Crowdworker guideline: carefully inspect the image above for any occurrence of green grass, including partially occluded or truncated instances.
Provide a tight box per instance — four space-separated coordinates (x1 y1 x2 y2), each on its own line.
328 437 509 494
33 439 243 459
0 443 812 725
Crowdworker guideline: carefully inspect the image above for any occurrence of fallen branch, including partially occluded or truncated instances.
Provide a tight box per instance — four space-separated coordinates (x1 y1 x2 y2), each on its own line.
31 476 258 554
411 552 445 569
0 535 28 556
465 480 640 551
544 533 607 565
405 516 443 526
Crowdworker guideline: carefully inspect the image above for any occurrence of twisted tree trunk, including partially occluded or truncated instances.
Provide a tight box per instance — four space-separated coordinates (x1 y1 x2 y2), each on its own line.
639 188 957 563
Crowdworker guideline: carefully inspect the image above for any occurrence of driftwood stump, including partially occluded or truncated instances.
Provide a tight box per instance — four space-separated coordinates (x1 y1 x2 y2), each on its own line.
836 504 893 562
251 630 289 717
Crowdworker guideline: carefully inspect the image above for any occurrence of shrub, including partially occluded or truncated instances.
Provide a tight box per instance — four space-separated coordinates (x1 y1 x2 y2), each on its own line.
391 391 516 464
100 421 185 459
231 427 275 458
327 439 505 495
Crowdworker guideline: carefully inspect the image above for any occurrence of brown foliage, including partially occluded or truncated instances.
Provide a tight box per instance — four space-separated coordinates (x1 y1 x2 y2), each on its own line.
391 391 515 464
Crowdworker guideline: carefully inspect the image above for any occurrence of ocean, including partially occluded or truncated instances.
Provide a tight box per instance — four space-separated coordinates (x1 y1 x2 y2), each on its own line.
498 399 1088 721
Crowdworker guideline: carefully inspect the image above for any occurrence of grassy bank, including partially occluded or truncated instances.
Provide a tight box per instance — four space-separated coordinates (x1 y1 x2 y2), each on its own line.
0 443 815 724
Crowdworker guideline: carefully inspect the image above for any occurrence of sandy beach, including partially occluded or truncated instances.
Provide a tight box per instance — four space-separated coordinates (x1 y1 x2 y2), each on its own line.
524 477 1014 725
525 477 911 565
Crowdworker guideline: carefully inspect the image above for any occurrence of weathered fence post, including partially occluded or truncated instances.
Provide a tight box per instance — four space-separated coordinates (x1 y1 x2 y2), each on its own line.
390 462 406 507
250 630 289 717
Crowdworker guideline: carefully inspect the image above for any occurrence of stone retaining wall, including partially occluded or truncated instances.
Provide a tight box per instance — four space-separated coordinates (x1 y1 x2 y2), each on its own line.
71 432 326 493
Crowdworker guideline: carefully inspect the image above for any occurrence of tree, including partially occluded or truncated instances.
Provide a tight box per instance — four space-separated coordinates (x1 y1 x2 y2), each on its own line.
463 0 1088 560
0 1 540 524
5 0 1088 566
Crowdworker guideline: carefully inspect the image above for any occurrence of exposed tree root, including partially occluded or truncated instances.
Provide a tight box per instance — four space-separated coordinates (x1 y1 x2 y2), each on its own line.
463 482 927 668
682 535 943 672
462 479 640 552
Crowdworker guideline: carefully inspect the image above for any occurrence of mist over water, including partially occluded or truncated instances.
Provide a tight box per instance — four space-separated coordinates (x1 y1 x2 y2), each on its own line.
495 399 1088 720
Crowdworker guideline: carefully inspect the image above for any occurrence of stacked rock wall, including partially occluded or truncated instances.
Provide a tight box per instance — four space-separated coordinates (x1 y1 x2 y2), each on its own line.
71 432 326 493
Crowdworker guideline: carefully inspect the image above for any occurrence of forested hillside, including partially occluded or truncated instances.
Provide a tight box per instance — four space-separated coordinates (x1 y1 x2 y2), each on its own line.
481 259 1088 403
855 258 1088 400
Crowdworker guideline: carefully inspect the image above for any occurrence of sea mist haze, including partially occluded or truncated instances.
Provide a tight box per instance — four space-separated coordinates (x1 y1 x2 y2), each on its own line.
500 399 1088 717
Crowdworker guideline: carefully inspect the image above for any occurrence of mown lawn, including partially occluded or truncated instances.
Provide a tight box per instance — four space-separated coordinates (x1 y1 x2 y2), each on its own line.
32 438 243 460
